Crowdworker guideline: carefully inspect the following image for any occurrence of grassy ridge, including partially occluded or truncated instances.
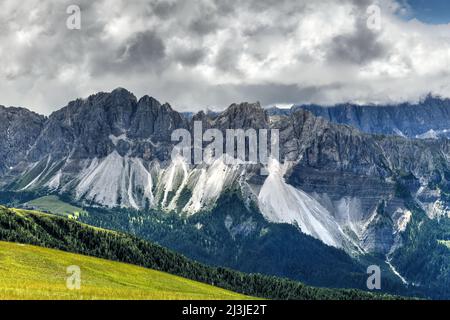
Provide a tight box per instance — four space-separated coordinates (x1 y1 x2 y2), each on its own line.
0 206 397 300
0 241 250 300
23 195 87 218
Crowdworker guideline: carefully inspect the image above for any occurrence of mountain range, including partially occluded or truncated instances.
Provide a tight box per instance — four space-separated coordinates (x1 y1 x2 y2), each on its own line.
1 88 449 298
269 95 450 138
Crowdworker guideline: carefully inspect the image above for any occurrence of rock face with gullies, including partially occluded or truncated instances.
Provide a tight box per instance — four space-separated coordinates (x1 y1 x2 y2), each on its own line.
0 106 46 173
268 108 450 253
26 88 187 162
1 88 450 255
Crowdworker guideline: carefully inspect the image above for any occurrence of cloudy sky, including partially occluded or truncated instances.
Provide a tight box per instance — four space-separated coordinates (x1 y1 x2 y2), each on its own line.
1 0 449 114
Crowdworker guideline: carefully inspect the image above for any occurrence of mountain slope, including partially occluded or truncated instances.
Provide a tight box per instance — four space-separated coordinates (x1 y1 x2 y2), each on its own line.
0 241 251 300
45 192 408 296
0 205 396 300
390 200 450 299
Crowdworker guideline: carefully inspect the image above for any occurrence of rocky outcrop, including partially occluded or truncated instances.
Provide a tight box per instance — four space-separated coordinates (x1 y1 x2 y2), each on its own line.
0 106 46 173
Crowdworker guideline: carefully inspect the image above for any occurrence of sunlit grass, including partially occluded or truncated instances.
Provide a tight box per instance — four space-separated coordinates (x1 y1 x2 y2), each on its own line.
0 241 253 300
23 195 87 218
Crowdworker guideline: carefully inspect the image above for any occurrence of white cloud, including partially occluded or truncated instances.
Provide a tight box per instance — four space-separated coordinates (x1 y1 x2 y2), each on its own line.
0 0 449 114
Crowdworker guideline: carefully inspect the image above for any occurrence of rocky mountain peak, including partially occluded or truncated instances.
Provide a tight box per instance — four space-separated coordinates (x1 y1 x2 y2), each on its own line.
137 95 160 106
109 87 137 102
213 102 269 129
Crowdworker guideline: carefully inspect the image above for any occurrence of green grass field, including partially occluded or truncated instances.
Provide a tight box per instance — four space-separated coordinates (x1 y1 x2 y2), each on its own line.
23 195 87 219
0 241 252 300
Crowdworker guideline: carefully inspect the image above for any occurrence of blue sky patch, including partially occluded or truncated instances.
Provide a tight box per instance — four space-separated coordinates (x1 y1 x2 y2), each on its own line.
407 0 450 24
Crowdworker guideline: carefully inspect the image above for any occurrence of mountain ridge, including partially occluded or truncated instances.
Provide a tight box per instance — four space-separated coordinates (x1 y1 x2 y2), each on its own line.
286 94 450 138
0 88 449 298
1 88 449 252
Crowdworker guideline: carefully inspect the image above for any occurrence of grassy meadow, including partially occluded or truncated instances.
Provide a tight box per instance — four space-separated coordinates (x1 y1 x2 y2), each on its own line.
0 241 252 300
23 195 87 219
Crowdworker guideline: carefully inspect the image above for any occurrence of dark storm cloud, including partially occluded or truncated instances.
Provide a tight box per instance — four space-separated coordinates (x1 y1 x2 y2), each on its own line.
173 48 208 66
149 0 179 18
88 30 167 76
124 31 166 65
211 0 236 16
327 20 388 65
189 15 220 36
215 45 243 74
327 2 389 65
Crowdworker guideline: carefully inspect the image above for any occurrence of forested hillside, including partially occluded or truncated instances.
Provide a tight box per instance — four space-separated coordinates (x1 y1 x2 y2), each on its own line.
0 206 396 300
